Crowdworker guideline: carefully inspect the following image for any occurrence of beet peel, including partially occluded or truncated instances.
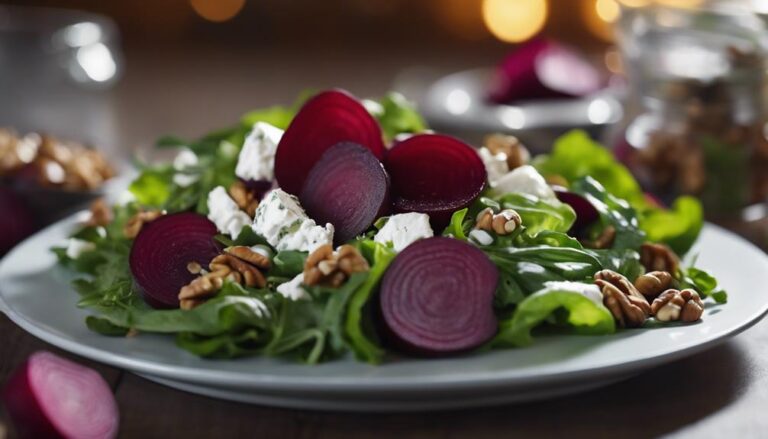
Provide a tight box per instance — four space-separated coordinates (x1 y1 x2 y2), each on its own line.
384 134 486 230
300 142 390 244
379 237 499 356
1 351 119 439
274 89 385 195
129 212 220 309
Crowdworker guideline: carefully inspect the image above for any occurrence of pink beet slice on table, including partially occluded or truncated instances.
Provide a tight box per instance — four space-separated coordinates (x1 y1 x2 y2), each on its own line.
379 237 499 356
1 351 119 439
300 142 390 244
129 212 220 309
384 134 486 230
274 89 386 195
488 38 604 104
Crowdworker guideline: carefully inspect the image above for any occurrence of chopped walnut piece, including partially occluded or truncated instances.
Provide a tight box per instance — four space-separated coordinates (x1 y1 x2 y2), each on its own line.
304 244 369 287
85 198 113 227
640 243 680 275
483 133 530 170
123 210 164 239
178 246 271 309
594 269 651 328
651 288 704 322
581 226 616 249
475 208 522 236
228 181 260 217
634 271 674 301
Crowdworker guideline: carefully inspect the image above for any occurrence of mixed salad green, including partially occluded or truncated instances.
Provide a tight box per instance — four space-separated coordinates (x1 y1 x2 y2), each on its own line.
53 91 726 364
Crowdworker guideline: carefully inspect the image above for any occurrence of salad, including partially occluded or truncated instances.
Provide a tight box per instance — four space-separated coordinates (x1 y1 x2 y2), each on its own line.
53 89 726 364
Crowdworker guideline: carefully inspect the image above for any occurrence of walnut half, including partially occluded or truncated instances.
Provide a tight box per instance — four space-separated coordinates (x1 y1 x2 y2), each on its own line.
304 244 369 287
634 270 674 301
594 269 651 328
640 243 680 275
651 288 704 322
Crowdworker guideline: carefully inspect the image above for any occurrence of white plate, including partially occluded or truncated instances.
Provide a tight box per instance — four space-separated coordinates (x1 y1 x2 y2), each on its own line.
1 214 767 412
421 68 623 133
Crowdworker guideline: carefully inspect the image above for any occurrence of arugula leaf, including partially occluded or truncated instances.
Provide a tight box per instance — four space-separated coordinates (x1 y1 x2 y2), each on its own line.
680 266 728 304
479 193 576 236
129 166 173 207
494 288 615 347
570 176 645 250
345 242 396 363
443 208 470 240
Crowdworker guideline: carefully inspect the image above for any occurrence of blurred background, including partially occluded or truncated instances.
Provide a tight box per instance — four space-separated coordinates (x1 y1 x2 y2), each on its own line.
2 0 768 252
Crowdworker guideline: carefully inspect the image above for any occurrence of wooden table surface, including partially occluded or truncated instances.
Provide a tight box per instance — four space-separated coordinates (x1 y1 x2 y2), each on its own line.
2 45 768 439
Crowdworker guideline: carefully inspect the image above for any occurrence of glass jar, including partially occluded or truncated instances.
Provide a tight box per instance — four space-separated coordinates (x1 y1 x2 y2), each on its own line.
612 1 768 219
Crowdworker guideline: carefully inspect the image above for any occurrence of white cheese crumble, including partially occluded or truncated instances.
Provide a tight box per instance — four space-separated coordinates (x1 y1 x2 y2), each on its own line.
235 122 284 182
373 213 433 252
276 273 310 301
542 281 603 306
65 238 96 259
478 147 509 185
469 229 494 246
207 186 252 238
252 189 334 252
491 165 557 202
172 148 200 187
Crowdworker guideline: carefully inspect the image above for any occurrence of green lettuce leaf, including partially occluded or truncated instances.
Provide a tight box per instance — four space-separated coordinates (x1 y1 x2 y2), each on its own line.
344 242 396 363
494 289 615 347
365 92 427 142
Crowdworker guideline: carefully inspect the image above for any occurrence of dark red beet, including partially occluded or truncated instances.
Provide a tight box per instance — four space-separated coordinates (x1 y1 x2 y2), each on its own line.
239 178 274 200
488 38 604 104
379 237 498 356
0 186 36 256
553 187 599 233
2 351 119 439
129 212 220 309
384 134 486 230
300 142 390 244
274 90 385 195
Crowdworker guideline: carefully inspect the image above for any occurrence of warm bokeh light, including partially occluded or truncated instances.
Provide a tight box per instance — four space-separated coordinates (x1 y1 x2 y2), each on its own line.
617 0 651 6
604 48 624 73
584 0 618 41
596 0 620 22
653 0 703 7
482 0 548 43
436 0 489 41
190 0 246 22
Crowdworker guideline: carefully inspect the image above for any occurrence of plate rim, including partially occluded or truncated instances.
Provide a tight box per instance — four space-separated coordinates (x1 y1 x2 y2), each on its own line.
2 217 767 394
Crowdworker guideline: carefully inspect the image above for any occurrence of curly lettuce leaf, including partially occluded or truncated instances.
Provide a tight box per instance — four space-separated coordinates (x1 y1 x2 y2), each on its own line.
443 208 470 240
640 196 703 256
494 288 615 347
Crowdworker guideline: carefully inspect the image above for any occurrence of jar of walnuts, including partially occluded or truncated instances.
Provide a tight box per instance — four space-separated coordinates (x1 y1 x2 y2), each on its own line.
612 1 768 220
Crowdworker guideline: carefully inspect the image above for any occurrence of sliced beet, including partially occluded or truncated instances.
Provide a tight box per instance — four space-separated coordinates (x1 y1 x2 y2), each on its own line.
300 142 390 244
384 134 486 230
129 212 220 309
379 237 498 356
488 38 604 104
239 178 274 200
553 187 599 233
0 186 36 256
274 90 385 195
2 351 119 439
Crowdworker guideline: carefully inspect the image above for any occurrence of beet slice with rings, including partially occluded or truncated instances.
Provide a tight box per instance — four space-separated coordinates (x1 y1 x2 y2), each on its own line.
378 237 499 356
129 212 220 309
300 142 390 244
1 351 119 439
384 134 486 230
274 89 386 195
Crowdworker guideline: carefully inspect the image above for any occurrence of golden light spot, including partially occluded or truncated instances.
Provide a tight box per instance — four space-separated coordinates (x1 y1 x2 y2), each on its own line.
653 0 703 7
190 0 246 23
617 0 650 6
604 48 623 73
482 0 548 43
584 0 619 41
